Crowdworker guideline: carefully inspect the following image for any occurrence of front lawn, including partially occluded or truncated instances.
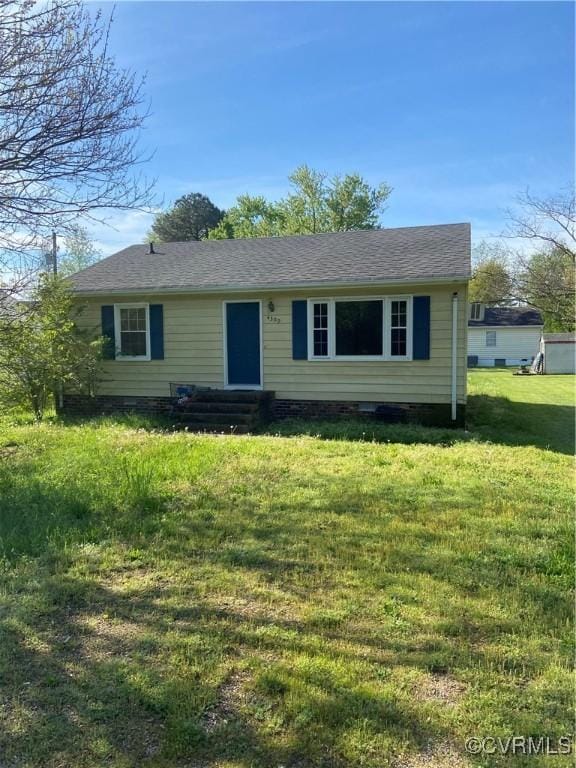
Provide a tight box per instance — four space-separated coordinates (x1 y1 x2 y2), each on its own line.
0 373 573 767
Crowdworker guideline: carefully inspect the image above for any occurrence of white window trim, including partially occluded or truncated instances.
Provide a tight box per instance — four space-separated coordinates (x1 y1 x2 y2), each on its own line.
486 330 497 348
387 296 413 361
307 296 413 362
114 303 151 361
470 302 482 320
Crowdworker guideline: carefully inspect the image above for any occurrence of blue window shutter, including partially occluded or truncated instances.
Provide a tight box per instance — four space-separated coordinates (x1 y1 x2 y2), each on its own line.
292 300 308 359
101 305 115 359
150 304 164 360
413 296 430 360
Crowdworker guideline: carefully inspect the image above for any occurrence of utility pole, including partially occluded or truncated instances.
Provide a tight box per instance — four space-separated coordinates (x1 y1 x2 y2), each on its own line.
51 231 57 275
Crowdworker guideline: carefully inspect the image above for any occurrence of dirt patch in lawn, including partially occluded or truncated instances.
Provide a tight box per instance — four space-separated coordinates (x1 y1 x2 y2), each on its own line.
413 673 467 706
75 616 146 661
201 670 251 733
397 740 471 767
0 441 20 459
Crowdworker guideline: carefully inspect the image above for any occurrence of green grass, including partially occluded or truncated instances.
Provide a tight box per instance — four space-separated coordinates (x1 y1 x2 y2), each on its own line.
468 369 575 454
0 371 573 767
264 370 575 455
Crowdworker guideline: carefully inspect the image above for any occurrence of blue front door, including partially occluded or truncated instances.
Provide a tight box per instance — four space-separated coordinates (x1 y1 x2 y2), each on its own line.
226 302 261 387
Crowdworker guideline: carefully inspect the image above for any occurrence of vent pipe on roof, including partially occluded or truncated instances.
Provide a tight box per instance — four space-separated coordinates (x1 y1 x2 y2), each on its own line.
149 241 155 255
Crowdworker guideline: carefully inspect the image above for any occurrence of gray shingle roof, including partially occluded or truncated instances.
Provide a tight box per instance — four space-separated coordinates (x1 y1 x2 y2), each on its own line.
468 307 543 327
542 332 575 343
70 223 471 295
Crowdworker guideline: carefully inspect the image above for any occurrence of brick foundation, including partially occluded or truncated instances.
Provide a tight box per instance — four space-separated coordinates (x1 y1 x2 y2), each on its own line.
271 399 466 428
60 394 465 428
61 394 174 416
272 399 358 419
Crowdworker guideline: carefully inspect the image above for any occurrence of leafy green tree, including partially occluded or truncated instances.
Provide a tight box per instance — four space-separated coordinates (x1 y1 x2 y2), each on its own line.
209 165 391 239
280 166 330 234
150 193 224 242
519 248 575 332
469 243 514 304
59 226 102 276
0 276 104 420
326 173 391 232
208 195 284 240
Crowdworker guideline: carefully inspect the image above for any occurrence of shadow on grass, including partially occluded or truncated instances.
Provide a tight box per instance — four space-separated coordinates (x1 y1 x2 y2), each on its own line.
0 568 460 767
467 394 575 455
0 565 566 768
52 388 575 455
257 417 467 447
1 567 570 766
256 395 574 454
0 458 572 766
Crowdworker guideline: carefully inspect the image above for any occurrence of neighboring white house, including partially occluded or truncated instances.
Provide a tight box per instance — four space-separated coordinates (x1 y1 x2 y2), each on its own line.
538 333 576 374
468 305 543 367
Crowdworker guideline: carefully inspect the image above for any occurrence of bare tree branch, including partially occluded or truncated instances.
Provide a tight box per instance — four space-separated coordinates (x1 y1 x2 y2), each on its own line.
504 189 575 262
503 191 575 330
0 0 155 294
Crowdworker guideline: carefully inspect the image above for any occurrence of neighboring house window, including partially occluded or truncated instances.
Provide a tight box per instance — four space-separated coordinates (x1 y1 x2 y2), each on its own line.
486 330 497 347
308 296 412 361
470 302 482 320
114 304 150 360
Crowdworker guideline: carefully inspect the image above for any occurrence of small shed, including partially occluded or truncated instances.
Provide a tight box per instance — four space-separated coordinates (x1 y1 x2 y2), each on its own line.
539 333 576 374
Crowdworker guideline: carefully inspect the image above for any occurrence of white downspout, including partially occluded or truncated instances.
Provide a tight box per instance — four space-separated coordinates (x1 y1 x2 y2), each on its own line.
451 292 458 421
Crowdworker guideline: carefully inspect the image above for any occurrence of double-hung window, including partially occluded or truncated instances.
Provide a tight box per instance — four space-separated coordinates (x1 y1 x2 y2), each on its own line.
470 302 482 320
390 299 408 357
486 330 497 347
308 296 412 361
114 304 151 360
313 302 329 357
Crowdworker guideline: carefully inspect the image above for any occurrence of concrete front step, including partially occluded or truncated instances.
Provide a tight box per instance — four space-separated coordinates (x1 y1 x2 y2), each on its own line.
172 389 273 431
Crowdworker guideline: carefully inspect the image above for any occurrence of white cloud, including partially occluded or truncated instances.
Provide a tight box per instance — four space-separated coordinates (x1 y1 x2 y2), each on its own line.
84 209 156 256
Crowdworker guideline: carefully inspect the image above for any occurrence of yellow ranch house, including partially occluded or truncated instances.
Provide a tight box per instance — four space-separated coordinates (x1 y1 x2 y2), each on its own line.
67 223 471 428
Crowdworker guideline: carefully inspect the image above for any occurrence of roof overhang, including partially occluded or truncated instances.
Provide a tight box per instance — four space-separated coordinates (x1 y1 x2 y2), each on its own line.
72 274 470 298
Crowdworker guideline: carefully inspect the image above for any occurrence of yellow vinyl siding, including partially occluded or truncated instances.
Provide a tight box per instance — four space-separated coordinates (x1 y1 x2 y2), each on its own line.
77 296 224 395
74 282 467 403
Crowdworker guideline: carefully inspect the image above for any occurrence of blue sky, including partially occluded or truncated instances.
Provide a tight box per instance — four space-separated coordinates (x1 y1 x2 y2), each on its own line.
88 1 574 255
